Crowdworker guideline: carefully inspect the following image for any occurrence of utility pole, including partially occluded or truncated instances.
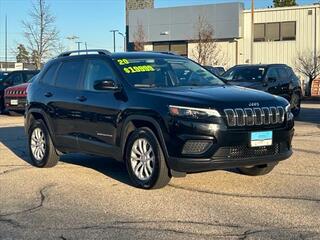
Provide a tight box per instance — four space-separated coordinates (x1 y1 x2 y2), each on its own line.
76 41 82 54
5 15 8 71
118 31 126 51
85 42 88 54
110 30 118 52
251 0 255 64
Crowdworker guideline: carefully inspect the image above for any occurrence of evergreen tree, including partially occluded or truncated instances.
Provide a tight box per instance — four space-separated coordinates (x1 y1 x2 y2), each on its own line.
273 0 297 7
16 44 30 63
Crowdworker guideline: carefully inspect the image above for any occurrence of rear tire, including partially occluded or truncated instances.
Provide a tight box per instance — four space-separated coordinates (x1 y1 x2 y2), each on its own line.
125 127 171 189
238 163 277 176
28 119 59 168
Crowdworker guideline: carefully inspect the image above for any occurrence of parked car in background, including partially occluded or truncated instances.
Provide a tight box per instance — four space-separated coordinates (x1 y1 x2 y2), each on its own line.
4 75 38 115
203 66 225 76
0 70 39 113
0 71 9 82
222 64 302 116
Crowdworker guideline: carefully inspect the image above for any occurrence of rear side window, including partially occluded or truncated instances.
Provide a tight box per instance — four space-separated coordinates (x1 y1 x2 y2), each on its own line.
55 60 84 89
42 62 59 85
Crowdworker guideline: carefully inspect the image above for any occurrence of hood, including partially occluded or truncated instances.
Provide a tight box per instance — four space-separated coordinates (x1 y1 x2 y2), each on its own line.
140 85 288 109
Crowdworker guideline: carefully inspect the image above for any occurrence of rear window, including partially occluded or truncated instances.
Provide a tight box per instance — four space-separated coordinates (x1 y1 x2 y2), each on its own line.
55 60 84 89
223 67 266 82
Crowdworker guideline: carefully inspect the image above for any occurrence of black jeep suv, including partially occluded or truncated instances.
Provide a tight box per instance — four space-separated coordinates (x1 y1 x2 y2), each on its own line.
25 50 294 189
222 64 302 116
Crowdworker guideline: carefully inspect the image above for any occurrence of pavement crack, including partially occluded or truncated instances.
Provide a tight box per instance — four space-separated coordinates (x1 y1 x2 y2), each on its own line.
0 166 32 177
168 184 320 203
0 184 56 218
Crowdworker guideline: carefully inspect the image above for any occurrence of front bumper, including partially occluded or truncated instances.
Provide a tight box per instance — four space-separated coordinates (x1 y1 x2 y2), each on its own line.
166 124 294 173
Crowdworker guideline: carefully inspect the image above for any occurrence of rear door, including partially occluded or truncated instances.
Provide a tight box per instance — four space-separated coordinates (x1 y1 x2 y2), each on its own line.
48 59 85 152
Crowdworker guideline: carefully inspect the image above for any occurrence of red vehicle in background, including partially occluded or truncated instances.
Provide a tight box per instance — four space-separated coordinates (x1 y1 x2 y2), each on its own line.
4 75 38 115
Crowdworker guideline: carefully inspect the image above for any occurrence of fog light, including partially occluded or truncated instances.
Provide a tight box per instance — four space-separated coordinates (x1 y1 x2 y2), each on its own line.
182 140 212 155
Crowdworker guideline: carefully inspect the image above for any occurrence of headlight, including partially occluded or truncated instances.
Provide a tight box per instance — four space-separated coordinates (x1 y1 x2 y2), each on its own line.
169 105 221 119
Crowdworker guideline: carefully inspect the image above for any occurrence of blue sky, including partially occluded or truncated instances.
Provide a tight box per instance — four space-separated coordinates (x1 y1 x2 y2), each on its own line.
0 0 318 61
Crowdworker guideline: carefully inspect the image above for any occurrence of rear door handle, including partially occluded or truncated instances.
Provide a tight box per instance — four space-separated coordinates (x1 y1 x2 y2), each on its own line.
44 92 53 97
76 96 87 102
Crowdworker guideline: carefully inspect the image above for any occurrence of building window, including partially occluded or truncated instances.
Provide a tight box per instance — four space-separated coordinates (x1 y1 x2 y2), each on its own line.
280 22 296 40
266 23 280 41
254 21 296 42
153 42 187 56
254 23 265 42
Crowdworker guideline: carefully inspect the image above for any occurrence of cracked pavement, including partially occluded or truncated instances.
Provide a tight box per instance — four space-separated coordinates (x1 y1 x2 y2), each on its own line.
0 103 319 240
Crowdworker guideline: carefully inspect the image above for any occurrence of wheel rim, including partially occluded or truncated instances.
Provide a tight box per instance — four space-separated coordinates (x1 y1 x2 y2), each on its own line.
130 138 155 181
30 128 46 161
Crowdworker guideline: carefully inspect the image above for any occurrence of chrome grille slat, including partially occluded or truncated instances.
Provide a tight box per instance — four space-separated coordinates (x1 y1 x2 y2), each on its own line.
224 106 285 127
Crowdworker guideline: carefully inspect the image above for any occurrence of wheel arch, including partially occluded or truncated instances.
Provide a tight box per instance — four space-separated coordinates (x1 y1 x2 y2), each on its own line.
119 115 170 165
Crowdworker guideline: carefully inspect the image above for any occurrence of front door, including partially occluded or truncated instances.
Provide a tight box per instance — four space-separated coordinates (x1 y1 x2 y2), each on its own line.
73 58 123 158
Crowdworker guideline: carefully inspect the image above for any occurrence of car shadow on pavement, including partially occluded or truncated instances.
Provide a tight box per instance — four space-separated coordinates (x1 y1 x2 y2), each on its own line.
0 126 32 164
0 126 133 186
295 104 320 125
60 154 133 186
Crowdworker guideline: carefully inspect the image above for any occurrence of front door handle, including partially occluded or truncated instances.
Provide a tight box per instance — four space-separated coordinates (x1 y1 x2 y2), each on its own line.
76 96 87 102
44 92 53 97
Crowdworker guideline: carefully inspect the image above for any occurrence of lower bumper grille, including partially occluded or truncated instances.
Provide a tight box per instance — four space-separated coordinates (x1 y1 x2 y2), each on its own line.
214 143 284 159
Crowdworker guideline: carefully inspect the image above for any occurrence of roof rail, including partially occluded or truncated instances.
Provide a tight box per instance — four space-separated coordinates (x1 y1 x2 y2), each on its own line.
58 49 111 57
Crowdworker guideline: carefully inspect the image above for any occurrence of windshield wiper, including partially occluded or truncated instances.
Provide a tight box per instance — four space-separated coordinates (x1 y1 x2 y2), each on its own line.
134 84 156 88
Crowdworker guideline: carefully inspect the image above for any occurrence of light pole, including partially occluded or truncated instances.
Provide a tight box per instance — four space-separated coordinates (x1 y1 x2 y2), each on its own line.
118 31 126 51
66 35 79 51
110 30 119 52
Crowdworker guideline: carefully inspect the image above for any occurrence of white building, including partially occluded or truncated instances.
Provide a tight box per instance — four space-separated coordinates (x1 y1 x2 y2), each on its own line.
127 2 320 76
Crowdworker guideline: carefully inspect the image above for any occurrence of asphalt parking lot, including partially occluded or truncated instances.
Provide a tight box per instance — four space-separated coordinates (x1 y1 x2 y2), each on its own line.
0 102 319 240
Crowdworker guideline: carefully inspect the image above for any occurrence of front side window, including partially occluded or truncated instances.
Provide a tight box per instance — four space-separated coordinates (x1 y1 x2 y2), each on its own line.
84 59 116 91
223 67 266 82
55 60 84 89
113 57 224 88
266 68 279 81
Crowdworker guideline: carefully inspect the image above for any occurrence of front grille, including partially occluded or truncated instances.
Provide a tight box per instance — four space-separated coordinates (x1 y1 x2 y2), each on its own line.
224 106 285 127
215 144 280 159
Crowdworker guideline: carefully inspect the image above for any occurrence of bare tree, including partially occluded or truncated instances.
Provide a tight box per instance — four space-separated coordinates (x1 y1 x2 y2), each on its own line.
295 51 320 95
22 0 59 69
192 16 226 66
133 21 146 51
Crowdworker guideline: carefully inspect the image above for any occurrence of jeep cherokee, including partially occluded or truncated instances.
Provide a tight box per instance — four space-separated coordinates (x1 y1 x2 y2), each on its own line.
25 50 294 189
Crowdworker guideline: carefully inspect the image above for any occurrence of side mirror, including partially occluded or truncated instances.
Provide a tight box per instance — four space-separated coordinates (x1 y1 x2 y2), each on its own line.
94 79 121 91
267 77 277 83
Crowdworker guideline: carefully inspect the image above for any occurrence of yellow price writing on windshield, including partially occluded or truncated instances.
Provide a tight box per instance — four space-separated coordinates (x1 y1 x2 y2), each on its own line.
123 65 155 74
117 59 130 65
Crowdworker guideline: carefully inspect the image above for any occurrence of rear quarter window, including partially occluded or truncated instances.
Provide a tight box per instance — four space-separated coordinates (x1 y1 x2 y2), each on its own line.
41 62 59 85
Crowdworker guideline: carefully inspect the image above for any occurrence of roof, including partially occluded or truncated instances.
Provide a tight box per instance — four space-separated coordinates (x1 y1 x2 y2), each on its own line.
233 64 288 68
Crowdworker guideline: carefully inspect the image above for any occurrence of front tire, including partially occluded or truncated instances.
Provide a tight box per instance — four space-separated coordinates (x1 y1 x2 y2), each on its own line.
28 119 59 168
238 163 277 176
125 127 171 189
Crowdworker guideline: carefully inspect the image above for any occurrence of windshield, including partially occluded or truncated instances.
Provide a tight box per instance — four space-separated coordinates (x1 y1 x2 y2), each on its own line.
223 66 266 82
113 57 225 88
